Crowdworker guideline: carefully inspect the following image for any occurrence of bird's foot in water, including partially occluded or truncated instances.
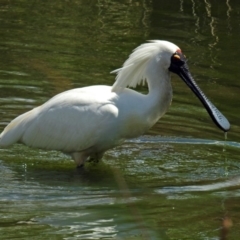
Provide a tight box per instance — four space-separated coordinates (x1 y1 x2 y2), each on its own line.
88 152 104 164
88 157 99 164
72 151 105 167
77 164 84 168
71 151 88 168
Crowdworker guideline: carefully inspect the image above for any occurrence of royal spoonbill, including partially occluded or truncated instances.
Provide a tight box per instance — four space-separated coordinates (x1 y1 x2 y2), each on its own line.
0 40 230 167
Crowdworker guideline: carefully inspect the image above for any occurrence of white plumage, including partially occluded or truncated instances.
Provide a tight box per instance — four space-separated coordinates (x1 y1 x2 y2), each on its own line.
0 40 229 166
112 40 175 91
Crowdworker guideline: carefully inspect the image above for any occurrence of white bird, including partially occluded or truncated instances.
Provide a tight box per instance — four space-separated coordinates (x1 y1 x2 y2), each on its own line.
0 40 230 167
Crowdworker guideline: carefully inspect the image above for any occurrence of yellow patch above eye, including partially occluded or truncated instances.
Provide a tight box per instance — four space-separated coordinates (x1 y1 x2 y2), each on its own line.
173 54 181 60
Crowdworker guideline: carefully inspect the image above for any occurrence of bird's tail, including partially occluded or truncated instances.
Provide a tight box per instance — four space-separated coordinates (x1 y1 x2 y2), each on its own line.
0 111 33 148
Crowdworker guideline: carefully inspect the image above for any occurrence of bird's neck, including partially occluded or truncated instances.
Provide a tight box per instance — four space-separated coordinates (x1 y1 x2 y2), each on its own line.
144 69 173 125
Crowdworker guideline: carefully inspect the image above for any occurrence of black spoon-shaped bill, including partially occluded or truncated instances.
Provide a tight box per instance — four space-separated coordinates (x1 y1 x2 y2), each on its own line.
178 66 230 132
169 52 230 132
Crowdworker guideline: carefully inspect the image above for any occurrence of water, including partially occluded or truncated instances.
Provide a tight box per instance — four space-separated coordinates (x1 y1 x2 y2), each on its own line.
0 0 240 239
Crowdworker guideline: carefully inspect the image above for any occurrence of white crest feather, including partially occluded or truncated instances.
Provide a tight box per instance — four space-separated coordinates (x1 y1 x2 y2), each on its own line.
111 40 173 92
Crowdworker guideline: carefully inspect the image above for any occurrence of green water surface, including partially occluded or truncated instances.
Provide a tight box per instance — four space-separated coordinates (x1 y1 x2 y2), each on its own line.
0 0 240 239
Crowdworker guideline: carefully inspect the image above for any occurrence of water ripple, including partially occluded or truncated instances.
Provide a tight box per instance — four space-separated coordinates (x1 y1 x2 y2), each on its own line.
127 136 240 148
155 176 240 194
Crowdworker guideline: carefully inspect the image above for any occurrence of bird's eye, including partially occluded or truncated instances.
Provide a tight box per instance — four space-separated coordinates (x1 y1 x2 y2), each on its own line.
170 52 185 68
173 54 181 61
171 53 184 65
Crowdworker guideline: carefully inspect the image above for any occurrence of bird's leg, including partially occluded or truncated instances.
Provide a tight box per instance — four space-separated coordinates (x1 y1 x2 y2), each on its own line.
71 152 89 168
89 152 105 163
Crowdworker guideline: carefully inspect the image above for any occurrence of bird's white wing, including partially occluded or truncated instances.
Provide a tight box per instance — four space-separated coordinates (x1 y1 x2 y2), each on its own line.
0 86 119 152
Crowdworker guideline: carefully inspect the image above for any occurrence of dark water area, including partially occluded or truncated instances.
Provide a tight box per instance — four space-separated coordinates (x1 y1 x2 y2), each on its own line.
0 0 240 239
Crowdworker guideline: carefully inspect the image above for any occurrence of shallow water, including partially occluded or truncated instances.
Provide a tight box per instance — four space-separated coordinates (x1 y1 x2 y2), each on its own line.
0 0 240 239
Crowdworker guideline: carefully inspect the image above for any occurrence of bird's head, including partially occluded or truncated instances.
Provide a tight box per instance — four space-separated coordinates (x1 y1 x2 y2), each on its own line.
166 42 230 132
112 40 230 132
